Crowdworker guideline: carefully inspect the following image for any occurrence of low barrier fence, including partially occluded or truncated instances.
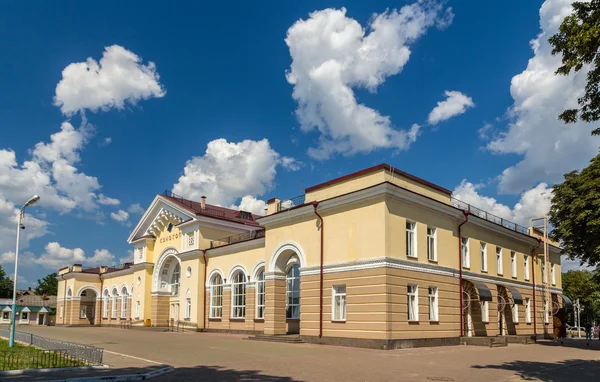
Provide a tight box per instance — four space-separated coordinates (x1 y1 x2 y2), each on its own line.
0 349 83 371
0 328 103 365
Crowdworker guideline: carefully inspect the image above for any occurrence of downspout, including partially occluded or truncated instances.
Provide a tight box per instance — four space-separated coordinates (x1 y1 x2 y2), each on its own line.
61 274 67 325
312 201 324 338
202 249 207 331
531 239 541 341
458 210 470 338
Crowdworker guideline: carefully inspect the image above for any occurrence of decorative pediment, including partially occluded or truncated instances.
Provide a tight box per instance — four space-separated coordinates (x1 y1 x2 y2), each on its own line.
146 208 184 237
128 196 195 244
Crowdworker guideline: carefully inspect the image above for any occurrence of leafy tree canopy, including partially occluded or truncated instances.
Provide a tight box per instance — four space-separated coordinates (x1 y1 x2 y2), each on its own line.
0 265 11 299
549 153 600 266
549 0 600 134
34 272 58 296
562 270 600 322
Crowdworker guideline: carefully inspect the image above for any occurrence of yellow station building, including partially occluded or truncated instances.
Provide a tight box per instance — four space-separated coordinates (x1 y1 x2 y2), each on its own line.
57 164 566 349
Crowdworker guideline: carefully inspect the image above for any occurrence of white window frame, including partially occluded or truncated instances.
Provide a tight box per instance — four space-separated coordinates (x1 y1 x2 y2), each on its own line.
111 290 118 319
524 255 530 281
80 306 87 319
255 270 265 319
187 232 195 250
59 306 63 319
408 284 419 322
481 300 489 323
231 271 246 319
2 311 9 321
551 264 556 285
406 221 417 258
525 298 531 323
544 300 549 323
480 242 487 272
332 285 347 321
496 247 503 275
428 287 438 321
286 264 301 319
461 237 470 268
427 227 437 261
542 260 547 283
512 304 519 323
185 298 192 319
21 311 29 323
121 287 128 319
511 251 517 278
209 274 223 319
102 293 109 318
135 301 140 319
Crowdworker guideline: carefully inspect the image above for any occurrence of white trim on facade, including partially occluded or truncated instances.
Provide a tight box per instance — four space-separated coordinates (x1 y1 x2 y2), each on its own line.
268 241 306 272
227 265 249 283
206 268 225 287
250 261 266 282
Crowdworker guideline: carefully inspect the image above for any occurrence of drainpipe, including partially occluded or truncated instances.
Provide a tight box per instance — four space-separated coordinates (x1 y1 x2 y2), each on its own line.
531 239 541 341
202 249 207 331
312 201 324 338
458 210 470 338
61 274 67 325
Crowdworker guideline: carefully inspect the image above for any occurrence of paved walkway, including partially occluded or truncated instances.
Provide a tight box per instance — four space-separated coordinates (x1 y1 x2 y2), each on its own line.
7 326 600 381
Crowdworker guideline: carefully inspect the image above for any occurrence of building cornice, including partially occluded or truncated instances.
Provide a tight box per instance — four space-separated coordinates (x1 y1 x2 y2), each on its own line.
207 238 265 257
59 272 100 281
178 249 203 261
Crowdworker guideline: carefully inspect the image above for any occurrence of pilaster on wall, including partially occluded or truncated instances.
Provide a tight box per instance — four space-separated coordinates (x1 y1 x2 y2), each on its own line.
151 295 169 327
264 278 286 335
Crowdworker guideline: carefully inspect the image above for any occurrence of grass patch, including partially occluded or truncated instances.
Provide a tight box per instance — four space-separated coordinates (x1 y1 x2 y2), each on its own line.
0 338 84 371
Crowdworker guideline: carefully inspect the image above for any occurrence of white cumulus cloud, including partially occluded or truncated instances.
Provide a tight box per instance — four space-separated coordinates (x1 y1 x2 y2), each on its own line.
487 0 600 194
427 90 474 125
127 203 145 215
285 4 452 159
110 210 129 222
54 45 166 116
97 194 120 206
230 195 267 216
1 243 116 270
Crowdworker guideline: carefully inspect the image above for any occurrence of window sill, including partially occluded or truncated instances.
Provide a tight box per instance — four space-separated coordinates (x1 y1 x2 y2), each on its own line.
230 318 245 322
254 318 265 323
526 322 532 325
408 320 420 324
481 270 488 273
208 317 222 322
482 321 489 324
428 259 438 263
497 274 503 277
286 318 300 322
462 266 470 270
512 276 517 279
429 320 440 324
331 320 346 323
407 256 418 260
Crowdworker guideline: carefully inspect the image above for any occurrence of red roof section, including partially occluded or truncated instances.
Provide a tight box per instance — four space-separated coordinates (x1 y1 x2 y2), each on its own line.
162 194 263 227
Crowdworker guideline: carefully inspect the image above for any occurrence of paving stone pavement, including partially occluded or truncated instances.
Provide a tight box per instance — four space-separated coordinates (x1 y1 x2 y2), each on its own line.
6 326 600 381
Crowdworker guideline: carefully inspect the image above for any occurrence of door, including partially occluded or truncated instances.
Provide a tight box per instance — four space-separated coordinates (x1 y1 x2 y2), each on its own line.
38 314 44 325
498 311 504 335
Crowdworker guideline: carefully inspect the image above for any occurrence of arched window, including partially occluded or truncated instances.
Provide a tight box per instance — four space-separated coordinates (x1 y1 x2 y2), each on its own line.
286 264 300 319
111 288 118 318
67 288 72 298
120 286 128 319
158 256 181 296
231 271 246 318
210 274 223 318
255 269 265 319
171 263 180 296
102 290 109 318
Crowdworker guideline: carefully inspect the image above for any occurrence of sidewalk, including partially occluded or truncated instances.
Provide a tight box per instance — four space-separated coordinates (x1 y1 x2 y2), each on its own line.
2 365 172 381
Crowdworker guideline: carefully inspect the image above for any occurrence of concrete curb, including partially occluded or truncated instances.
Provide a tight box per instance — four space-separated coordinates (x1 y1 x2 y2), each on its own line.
46 365 175 381
0 365 109 376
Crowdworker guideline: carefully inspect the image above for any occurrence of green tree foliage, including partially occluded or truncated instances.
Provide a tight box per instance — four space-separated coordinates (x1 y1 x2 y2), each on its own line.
34 272 58 296
0 265 11 298
549 153 600 266
562 270 600 322
549 0 600 133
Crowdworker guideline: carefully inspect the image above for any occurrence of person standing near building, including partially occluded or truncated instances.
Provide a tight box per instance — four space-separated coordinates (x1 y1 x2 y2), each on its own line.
584 322 593 345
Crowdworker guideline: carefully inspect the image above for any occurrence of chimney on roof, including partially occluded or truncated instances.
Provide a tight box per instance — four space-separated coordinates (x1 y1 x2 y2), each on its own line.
28 287 31 291
201 196 206 209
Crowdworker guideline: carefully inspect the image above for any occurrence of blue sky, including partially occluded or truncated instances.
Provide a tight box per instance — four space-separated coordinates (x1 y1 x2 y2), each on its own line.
0 0 597 286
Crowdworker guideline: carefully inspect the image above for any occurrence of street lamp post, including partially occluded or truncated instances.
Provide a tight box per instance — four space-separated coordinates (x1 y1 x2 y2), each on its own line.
9 195 40 347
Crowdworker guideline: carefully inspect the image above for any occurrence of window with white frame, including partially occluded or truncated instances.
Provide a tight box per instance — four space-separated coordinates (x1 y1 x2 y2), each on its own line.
408 284 418 321
496 247 503 275
187 232 195 249
80 306 87 319
2 312 8 320
255 269 265 319
171 263 181 296
525 298 531 323
135 301 140 319
103 291 109 318
137 247 144 260
231 271 246 318
21 312 28 321
511 251 517 278
480 242 487 272
544 300 549 323
185 298 192 319
481 300 489 322
210 274 223 318
428 287 438 321
542 260 547 283
461 237 470 268
551 264 556 285
111 289 118 318
286 264 300 319
512 304 519 323
427 227 436 261
332 285 346 321
524 255 530 280
406 221 417 258
121 287 128 319
59 306 63 319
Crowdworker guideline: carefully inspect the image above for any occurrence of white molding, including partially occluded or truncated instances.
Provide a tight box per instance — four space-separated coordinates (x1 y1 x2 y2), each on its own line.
264 271 286 281
268 241 306 272
76 285 100 297
227 265 249 282
250 261 266 282
61 272 100 281
151 248 180 292
206 268 225 287
128 196 194 243
178 249 203 261
207 238 265 257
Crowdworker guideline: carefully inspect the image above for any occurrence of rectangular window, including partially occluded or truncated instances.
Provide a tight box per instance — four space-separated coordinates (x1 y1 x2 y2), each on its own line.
59 306 63 319
21 312 28 321
525 298 531 323
332 285 347 321
461 237 470 268
103 297 108 318
542 261 547 283
511 251 517 278
121 297 127 319
135 301 140 319
231 276 246 319
544 300 549 323
111 296 117 318
551 264 556 285
210 283 223 318
512 304 519 323
80 306 87 319
480 242 487 272
427 227 436 261
187 233 195 249
428 287 438 321
481 300 489 322
496 247 503 275
406 221 417 258
524 255 530 280
2 312 8 320
256 272 265 319
185 298 191 319
408 284 418 321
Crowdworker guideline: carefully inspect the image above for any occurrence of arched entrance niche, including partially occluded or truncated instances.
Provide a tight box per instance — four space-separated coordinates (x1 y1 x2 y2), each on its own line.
77 286 99 325
151 248 181 327
266 242 305 335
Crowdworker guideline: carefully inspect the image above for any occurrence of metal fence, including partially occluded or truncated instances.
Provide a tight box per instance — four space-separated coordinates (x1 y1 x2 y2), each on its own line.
0 349 83 371
0 328 103 365
211 229 266 248
278 195 306 212
451 197 529 234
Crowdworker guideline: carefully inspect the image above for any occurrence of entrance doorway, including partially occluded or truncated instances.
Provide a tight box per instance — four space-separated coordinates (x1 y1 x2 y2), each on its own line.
38 313 44 325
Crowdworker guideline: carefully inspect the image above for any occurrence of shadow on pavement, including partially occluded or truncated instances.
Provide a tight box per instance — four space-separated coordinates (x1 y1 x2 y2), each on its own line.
472 359 600 381
535 338 600 351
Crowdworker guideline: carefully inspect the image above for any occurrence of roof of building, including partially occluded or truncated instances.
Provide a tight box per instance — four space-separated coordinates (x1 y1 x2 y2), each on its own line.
15 295 57 308
0 305 52 313
161 193 263 227
304 163 452 196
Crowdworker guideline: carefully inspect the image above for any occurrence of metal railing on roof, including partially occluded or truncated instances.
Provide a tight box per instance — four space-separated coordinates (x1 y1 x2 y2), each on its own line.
210 229 265 248
451 197 529 235
162 190 225 218
277 194 306 212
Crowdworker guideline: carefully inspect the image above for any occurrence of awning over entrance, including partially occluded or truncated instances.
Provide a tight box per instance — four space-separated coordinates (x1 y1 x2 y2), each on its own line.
471 281 493 302
562 295 573 310
506 286 523 305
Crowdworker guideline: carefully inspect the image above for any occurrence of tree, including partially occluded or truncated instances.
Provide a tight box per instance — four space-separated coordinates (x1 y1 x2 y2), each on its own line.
549 0 600 134
562 270 600 323
549 152 600 266
0 265 11 298
34 272 58 296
